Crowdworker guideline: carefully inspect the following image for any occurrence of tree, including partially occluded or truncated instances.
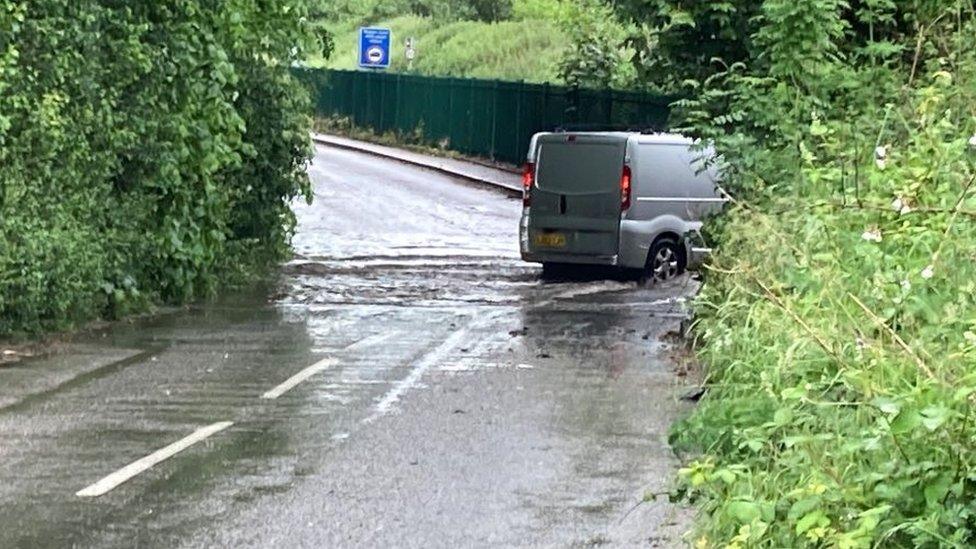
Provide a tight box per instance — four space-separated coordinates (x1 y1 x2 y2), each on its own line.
611 0 759 92
0 0 318 333
557 0 634 89
468 0 513 22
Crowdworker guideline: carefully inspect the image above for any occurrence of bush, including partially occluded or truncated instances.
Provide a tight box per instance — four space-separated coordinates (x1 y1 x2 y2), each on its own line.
668 1 976 546
612 0 760 93
557 0 635 89
0 1 320 335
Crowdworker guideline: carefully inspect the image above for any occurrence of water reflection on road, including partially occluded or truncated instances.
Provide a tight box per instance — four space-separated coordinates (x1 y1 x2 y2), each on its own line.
0 145 698 548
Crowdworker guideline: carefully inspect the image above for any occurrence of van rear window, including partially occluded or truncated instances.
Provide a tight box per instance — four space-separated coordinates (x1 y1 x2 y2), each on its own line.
536 142 623 193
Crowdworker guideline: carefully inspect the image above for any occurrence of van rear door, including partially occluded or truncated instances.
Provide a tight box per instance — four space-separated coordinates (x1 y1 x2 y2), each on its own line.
529 134 626 259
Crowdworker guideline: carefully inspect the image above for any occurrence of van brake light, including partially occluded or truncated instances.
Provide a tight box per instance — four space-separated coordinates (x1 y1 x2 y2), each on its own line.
620 165 632 211
522 162 534 207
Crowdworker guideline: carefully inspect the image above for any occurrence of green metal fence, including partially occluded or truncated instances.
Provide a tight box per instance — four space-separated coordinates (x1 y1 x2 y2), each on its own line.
298 68 675 165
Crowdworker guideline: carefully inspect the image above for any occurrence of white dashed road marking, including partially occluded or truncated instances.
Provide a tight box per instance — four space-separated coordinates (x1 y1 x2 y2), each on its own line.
261 357 339 400
76 421 234 498
365 315 500 422
344 332 396 351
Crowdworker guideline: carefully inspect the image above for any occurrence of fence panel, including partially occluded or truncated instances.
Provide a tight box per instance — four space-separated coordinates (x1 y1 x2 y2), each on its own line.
297 68 675 165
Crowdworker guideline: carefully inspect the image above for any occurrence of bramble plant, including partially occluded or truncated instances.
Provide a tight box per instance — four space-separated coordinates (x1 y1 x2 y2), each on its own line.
663 0 976 546
0 1 324 335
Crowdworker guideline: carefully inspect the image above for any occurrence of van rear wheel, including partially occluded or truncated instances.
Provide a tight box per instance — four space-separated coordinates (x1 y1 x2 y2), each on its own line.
644 238 685 282
541 262 566 280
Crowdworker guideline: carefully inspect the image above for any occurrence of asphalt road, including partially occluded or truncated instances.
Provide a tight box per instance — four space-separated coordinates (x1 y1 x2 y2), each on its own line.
0 145 698 548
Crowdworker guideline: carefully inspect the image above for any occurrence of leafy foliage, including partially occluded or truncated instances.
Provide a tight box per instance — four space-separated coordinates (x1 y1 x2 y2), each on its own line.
0 1 321 335
311 0 512 26
665 1 976 546
613 0 760 92
557 0 636 89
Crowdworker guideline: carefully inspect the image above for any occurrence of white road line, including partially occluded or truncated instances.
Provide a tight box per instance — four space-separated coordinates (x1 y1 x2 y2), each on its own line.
344 332 396 351
76 421 234 498
261 357 338 400
551 283 633 301
365 314 498 422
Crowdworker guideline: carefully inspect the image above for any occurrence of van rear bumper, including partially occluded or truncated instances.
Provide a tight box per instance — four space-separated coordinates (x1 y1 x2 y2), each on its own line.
520 251 619 266
687 247 710 270
683 227 711 270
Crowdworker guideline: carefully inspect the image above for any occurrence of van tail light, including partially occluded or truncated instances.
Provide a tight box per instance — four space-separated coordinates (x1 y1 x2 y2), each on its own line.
620 165 632 211
522 162 535 207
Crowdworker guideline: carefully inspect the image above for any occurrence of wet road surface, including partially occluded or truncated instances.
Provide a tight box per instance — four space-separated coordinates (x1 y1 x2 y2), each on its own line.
0 145 698 547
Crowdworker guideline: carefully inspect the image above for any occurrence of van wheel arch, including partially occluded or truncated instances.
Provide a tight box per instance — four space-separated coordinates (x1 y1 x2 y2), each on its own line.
643 233 686 282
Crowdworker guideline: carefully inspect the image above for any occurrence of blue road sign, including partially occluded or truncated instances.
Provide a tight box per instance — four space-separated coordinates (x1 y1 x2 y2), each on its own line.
358 27 392 69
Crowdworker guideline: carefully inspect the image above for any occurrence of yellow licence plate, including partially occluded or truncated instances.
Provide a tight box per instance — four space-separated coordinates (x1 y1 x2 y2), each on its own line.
534 233 567 248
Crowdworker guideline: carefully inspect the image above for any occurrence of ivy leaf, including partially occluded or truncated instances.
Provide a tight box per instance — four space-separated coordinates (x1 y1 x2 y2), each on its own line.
920 406 949 431
788 496 821 520
781 386 806 400
773 407 794 426
888 407 921 435
714 468 737 485
796 510 828 535
923 474 953 508
872 397 899 415
725 500 761 524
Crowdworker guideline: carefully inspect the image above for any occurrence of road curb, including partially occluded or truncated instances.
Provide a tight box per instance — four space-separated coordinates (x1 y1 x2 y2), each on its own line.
311 133 522 197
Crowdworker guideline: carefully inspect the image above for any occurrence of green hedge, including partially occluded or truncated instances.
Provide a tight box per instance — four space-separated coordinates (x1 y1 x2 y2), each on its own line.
667 1 976 546
0 1 318 335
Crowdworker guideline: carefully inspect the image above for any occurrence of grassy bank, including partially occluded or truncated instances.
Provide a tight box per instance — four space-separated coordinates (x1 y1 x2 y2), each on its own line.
312 15 567 83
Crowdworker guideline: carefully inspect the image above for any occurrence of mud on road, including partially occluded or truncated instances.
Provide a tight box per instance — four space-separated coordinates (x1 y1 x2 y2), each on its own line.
0 145 699 548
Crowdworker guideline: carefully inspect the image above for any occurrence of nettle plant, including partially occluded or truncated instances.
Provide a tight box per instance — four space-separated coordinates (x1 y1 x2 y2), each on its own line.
670 1 976 547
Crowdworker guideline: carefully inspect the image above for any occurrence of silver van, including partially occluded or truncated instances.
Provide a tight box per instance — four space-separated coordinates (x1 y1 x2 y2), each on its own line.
518 132 723 280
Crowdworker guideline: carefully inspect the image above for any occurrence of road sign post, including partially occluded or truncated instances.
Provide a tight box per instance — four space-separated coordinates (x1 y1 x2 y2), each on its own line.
404 37 416 71
358 27 391 70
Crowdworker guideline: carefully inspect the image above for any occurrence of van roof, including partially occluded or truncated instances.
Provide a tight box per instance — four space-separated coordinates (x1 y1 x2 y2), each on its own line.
525 131 703 162
534 131 695 146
